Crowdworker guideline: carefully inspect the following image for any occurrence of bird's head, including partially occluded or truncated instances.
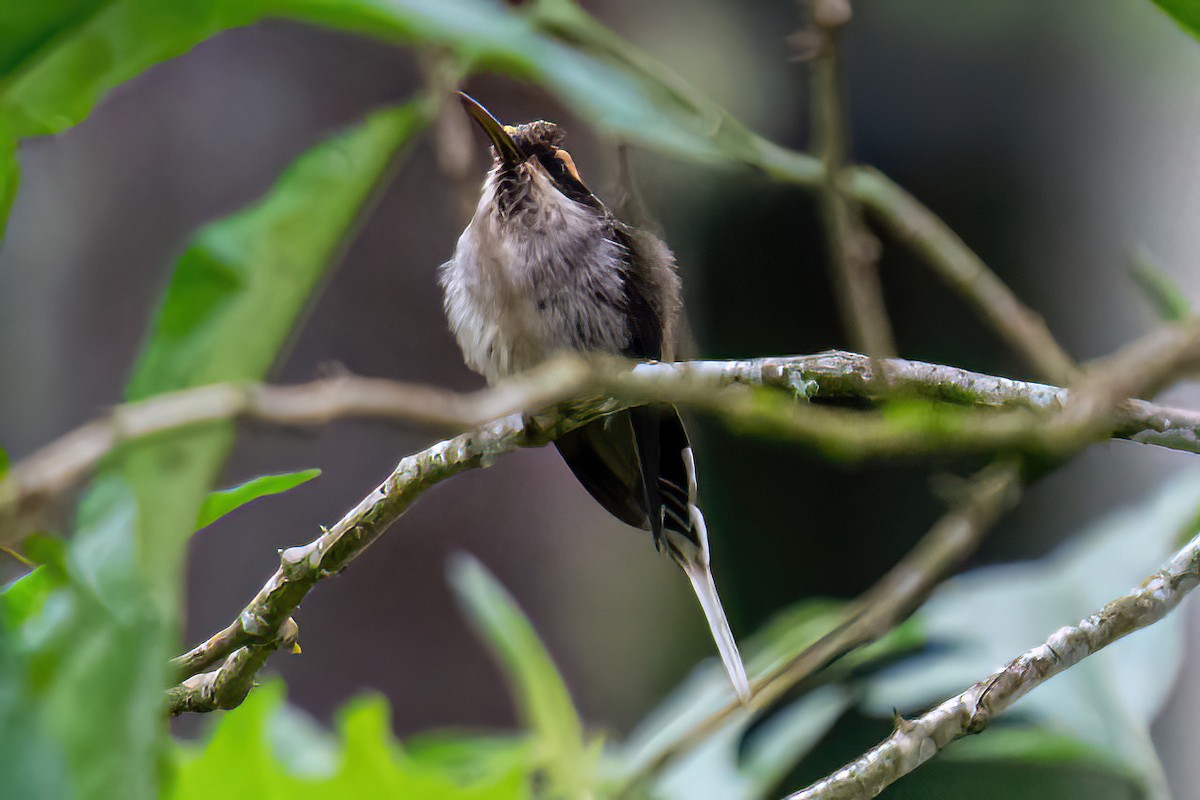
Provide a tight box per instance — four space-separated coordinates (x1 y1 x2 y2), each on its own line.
458 92 599 217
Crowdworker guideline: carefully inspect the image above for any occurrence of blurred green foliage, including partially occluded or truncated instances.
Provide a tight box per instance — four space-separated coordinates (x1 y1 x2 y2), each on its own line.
169 681 529 799
450 554 602 798
1 0 1198 798
1152 0 1200 38
1130 250 1193 323
2 89 427 798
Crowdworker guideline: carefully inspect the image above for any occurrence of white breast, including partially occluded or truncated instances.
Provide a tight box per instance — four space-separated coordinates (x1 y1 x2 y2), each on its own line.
439 165 630 383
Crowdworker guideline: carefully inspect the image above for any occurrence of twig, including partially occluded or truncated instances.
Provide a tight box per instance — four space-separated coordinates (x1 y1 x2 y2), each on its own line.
166 410 555 706
8 350 1200 546
0 359 594 546
806 0 896 357
786 530 1200 799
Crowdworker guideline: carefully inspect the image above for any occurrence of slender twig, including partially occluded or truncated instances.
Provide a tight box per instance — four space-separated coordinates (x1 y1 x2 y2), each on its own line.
166 411 553 706
807 0 895 357
786 530 1200 799
8 350 1200 547
421 53 475 225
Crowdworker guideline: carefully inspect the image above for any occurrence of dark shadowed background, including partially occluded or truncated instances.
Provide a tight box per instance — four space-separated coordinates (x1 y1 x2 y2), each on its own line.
3 0 1200 792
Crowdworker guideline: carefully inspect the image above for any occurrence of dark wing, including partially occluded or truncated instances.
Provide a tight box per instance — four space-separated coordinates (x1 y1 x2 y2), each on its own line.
554 413 649 530
554 405 697 552
554 224 697 547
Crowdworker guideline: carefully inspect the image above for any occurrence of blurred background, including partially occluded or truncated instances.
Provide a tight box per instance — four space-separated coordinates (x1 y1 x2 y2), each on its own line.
2 0 1200 793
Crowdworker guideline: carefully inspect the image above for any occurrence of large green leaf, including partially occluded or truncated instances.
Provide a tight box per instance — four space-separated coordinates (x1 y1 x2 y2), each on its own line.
0 0 822 238
0 476 166 800
0 103 428 798
195 468 321 530
859 471 1200 799
121 98 426 598
273 0 819 176
0 0 269 142
169 681 528 799
0 0 281 239
448 553 600 798
1150 0 1200 39
126 101 426 401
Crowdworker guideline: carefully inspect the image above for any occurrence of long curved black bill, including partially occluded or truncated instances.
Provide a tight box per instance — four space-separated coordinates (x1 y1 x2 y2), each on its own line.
458 92 521 167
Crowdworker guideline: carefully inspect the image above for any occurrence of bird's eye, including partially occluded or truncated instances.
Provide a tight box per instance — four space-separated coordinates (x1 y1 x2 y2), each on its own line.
553 148 583 184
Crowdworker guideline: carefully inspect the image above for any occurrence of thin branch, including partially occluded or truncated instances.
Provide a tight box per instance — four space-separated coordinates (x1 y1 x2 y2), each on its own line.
8 349 1200 546
786 530 1200 799
807 0 896 357
166 410 553 705
0 360 594 546
846 167 1080 385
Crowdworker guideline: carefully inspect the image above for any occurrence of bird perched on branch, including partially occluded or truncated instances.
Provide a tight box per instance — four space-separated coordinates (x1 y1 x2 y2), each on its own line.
439 93 750 702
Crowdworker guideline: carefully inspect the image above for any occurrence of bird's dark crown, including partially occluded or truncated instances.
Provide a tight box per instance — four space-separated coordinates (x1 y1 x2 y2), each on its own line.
494 119 594 208
505 120 566 156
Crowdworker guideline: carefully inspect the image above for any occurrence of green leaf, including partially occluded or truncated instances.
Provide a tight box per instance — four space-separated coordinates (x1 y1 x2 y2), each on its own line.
0 0 280 238
272 0 819 175
170 680 289 800
0 0 270 142
195 468 321 530
7 476 168 800
0 444 8 479
861 471 1200 799
1 103 428 799
0 0 823 238
1150 0 1200 39
1130 248 1192 322
119 98 426 597
169 681 528 799
447 552 598 798
127 101 427 401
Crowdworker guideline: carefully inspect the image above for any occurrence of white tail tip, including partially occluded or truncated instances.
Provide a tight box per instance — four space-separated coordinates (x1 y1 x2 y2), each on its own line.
681 561 752 703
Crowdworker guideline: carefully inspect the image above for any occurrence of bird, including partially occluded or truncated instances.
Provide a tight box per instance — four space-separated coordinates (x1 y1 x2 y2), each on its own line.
439 92 751 702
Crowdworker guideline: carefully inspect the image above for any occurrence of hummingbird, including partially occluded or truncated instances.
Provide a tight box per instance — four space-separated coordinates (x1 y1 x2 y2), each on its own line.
439 93 751 702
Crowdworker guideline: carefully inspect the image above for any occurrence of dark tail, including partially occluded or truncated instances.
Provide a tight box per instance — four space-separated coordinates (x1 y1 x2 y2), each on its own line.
554 406 752 702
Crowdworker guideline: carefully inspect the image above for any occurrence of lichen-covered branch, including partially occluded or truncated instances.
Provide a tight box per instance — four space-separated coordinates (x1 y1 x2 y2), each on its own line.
166 324 1200 716
9 349 1200 546
168 412 547 691
786 530 1200 799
